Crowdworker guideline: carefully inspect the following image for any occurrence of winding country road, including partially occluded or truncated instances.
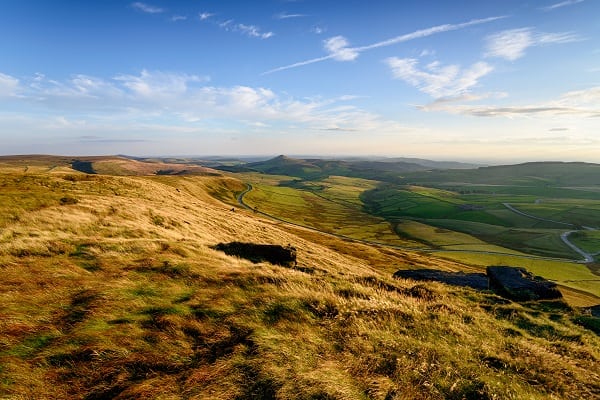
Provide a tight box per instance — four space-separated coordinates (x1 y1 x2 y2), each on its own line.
237 183 587 263
502 203 595 263
560 231 594 263
502 203 574 227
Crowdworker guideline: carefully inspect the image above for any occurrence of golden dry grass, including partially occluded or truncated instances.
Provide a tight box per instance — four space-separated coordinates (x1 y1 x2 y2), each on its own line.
0 158 599 399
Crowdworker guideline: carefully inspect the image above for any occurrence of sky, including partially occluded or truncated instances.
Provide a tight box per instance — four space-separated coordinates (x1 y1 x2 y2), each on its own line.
0 0 599 162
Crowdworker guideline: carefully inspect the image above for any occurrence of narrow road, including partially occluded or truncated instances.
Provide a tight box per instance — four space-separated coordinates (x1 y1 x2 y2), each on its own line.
502 203 574 227
561 231 594 263
236 183 253 210
503 203 595 263
237 184 583 263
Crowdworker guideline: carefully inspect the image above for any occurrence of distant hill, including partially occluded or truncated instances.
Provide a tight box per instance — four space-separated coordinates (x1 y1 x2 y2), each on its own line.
0 155 221 176
397 161 600 186
381 157 480 169
228 155 432 180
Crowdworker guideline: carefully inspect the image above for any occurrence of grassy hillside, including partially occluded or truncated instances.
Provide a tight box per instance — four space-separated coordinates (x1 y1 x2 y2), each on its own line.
237 155 429 181
397 162 600 188
360 182 600 260
0 158 599 399
235 173 599 297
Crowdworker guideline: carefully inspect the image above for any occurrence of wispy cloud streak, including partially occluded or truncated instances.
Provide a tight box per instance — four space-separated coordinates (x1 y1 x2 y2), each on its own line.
419 86 600 118
264 16 504 74
542 0 584 11
131 2 164 14
275 12 308 19
386 58 493 98
199 13 273 39
485 28 581 61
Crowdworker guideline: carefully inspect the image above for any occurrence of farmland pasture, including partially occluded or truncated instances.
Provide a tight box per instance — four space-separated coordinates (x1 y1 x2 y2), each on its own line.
227 162 600 299
238 174 423 248
569 230 600 254
360 183 600 259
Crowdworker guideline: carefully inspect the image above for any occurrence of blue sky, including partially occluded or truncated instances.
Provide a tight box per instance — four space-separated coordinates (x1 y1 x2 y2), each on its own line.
0 0 598 162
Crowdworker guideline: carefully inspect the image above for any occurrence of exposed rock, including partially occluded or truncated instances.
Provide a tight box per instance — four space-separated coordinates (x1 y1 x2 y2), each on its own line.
213 242 297 266
486 266 562 301
393 269 489 290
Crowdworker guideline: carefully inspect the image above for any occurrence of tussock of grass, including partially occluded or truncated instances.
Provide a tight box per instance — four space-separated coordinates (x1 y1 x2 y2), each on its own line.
0 163 599 399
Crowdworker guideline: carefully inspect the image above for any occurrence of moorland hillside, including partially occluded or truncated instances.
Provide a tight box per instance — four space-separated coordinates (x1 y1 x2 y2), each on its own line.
0 156 599 399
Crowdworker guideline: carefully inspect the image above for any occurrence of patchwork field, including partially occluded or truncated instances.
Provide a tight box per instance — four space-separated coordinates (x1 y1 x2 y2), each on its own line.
226 162 600 298
239 173 424 249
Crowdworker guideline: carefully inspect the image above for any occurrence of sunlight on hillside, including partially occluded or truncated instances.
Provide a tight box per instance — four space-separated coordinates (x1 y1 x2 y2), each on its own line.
0 158 599 399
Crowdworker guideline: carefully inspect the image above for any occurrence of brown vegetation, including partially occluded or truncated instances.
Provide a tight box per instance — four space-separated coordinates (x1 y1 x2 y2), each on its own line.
0 157 599 399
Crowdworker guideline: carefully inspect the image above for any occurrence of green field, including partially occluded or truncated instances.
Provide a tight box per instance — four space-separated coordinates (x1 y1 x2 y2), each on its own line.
239 174 424 248
569 230 600 254
228 171 600 297
360 184 591 259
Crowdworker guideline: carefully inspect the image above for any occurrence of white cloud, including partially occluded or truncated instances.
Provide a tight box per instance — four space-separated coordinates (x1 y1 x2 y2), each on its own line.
131 2 164 14
386 58 493 98
1 70 400 134
536 31 581 44
311 26 325 35
542 0 584 11
201 14 273 39
418 86 600 118
275 12 308 20
0 72 19 97
485 28 581 61
264 16 504 74
199 12 214 21
237 24 274 39
485 28 532 61
113 70 207 98
170 15 187 22
324 36 359 61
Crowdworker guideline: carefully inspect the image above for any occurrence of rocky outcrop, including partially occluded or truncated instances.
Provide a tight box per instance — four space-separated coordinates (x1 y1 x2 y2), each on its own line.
392 269 489 290
486 266 562 301
393 266 563 302
213 242 297 266
586 305 600 318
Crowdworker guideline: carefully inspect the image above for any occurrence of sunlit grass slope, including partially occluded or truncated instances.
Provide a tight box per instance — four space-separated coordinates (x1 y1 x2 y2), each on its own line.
0 160 599 399
239 173 424 249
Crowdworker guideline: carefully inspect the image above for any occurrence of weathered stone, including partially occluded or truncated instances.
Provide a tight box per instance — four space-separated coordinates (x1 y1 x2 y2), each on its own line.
213 242 296 266
393 269 489 290
486 266 562 301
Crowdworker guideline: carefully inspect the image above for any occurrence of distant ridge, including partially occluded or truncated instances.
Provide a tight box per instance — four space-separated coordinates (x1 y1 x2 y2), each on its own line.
229 155 435 180
395 161 600 186
0 155 221 177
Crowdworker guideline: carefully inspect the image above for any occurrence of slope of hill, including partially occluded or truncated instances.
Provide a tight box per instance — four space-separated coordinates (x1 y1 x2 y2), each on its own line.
234 155 430 180
0 156 599 399
397 161 600 187
378 157 480 170
0 155 221 177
